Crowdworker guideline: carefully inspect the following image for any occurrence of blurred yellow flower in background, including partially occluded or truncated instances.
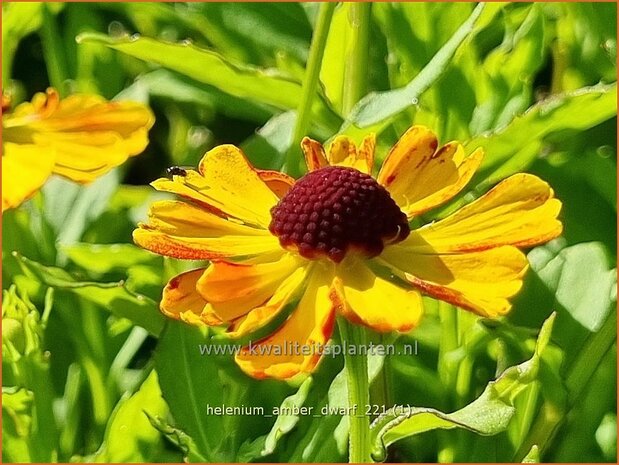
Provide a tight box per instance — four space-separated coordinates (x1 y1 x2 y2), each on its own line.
2 88 154 211
133 125 563 380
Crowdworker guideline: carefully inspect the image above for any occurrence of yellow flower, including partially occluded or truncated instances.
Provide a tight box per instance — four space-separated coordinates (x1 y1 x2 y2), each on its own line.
2 88 155 211
133 125 562 380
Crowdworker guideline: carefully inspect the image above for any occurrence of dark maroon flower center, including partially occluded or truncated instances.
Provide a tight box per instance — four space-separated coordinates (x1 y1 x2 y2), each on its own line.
269 166 409 263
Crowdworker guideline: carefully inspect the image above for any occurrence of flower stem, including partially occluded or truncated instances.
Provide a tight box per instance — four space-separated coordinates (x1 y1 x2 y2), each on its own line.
285 2 336 177
338 317 371 463
40 2 70 96
342 2 372 115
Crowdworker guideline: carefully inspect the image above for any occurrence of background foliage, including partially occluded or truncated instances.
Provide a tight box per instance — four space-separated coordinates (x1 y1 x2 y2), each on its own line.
2 2 617 463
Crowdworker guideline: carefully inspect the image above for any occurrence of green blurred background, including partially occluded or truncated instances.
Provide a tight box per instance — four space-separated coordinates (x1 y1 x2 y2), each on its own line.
2 2 616 463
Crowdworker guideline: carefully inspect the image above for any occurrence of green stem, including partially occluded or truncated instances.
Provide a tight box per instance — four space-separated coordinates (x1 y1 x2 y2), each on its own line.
369 333 391 413
342 2 372 115
285 2 336 177
40 2 70 95
338 317 371 463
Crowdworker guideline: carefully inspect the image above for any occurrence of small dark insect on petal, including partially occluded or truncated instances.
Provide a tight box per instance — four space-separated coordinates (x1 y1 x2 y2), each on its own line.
165 166 189 178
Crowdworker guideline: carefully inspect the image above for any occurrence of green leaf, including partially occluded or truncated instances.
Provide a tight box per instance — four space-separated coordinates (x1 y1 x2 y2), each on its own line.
134 69 275 122
155 321 290 462
468 4 547 134
90 371 173 462
78 32 341 133
63 243 161 275
553 3 617 91
155 322 229 461
146 414 208 463
237 377 313 461
282 351 386 462
467 84 617 189
14 253 165 336
41 170 120 256
241 111 297 170
341 3 488 136
522 242 616 335
370 314 556 461
187 3 312 66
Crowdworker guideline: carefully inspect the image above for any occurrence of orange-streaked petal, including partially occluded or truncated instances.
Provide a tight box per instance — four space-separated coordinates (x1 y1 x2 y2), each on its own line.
2 142 55 211
302 137 329 171
377 125 438 188
410 174 563 253
393 145 484 217
257 169 295 198
133 199 280 260
196 253 301 322
133 228 281 261
380 246 528 317
160 268 222 326
331 257 423 332
226 266 309 338
378 125 484 217
151 145 278 228
235 265 336 380
4 89 154 183
141 200 268 238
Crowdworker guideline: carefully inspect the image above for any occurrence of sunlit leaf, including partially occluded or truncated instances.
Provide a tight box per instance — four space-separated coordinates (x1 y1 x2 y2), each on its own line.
370 314 555 461
155 321 290 462
467 83 617 188
90 371 173 462
186 3 312 66
78 32 341 133
528 242 616 333
63 243 160 275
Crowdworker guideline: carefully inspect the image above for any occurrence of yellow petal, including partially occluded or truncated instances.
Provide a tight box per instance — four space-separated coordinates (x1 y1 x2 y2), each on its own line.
160 268 222 326
151 145 279 228
399 146 483 217
302 137 329 171
2 142 55 211
196 253 301 322
4 88 154 184
257 169 295 198
331 257 423 332
133 199 280 260
327 134 375 174
143 200 267 238
39 130 149 183
133 228 281 261
411 174 563 253
380 245 528 317
226 266 309 338
235 265 336 380
377 125 438 188
377 127 483 217
357 133 376 174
